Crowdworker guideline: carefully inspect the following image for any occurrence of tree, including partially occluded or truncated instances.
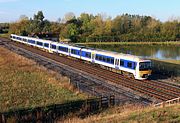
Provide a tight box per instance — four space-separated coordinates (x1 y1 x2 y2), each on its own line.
78 13 94 38
34 11 44 22
9 15 30 35
64 12 75 22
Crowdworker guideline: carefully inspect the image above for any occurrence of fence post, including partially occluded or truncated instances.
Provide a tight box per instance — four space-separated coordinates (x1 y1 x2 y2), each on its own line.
162 102 165 108
109 95 115 107
0 114 2 123
99 97 102 110
93 87 95 96
36 108 42 122
0 114 6 123
76 82 79 92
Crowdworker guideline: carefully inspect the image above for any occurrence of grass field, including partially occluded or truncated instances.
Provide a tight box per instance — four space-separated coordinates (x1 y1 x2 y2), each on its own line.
64 104 180 123
0 47 86 112
0 33 9 38
150 58 180 65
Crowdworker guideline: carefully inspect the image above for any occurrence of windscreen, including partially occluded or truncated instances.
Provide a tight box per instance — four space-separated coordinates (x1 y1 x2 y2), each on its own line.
139 62 151 71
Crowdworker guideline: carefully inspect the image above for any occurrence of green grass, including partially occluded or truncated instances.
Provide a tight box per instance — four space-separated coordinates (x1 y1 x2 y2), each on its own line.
65 104 180 123
76 41 180 46
0 33 9 38
0 47 86 112
150 58 180 65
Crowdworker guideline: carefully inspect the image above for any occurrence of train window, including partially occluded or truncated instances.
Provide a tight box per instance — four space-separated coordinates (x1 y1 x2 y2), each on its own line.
65 48 68 52
95 55 97 59
107 58 110 63
37 41 43 46
85 53 88 57
133 62 136 69
51 44 56 49
95 55 98 60
44 43 49 48
127 62 132 68
120 60 124 66
89 53 91 58
111 59 114 64
99 56 102 61
59 46 68 52
23 38 27 42
85 52 91 58
102 57 105 62
71 49 79 55
28 40 35 44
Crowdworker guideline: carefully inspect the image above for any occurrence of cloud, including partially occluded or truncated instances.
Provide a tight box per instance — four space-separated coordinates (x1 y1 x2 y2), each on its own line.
0 0 19 3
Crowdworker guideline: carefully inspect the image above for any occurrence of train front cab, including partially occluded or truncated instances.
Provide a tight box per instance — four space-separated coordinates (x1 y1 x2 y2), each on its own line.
135 60 152 80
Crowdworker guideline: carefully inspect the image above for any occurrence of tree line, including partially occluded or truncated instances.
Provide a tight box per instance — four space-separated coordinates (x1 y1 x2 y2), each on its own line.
7 11 180 43
0 23 9 33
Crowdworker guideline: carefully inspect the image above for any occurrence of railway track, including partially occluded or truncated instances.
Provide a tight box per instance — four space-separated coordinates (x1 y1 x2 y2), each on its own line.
0 38 150 105
1 37 180 103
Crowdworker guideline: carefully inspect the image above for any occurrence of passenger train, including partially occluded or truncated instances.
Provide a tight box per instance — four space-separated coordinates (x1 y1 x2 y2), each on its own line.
10 34 152 80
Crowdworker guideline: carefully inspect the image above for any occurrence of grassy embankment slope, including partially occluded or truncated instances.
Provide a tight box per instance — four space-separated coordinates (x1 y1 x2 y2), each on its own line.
0 47 86 112
64 104 180 123
0 33 9 38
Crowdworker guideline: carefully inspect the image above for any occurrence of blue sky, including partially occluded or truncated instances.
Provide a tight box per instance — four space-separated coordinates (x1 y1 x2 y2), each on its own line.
0 0 180 23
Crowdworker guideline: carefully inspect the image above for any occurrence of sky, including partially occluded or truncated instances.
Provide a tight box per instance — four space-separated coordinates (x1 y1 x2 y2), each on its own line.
0 0 180 23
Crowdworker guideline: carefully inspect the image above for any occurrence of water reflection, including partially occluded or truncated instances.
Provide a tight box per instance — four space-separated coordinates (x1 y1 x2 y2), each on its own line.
87 45 180 60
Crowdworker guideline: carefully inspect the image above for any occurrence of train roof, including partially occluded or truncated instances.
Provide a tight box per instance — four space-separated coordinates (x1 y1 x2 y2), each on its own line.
90 48 150 62
11 34 151 62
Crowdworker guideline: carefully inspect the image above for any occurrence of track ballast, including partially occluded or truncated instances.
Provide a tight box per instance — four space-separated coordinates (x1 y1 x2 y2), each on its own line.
1 37 180 104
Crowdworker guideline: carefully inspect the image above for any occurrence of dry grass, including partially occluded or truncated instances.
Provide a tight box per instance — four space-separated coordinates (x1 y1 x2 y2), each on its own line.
0 47 87 112
63 104 180 123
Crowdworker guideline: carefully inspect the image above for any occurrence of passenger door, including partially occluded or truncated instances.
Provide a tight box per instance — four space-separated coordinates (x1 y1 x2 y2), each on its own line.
115 59 119 69
92 53 95 63
68 48 71 56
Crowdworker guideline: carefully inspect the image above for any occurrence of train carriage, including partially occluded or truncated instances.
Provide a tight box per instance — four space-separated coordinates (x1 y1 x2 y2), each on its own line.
50 42 59 53
68 45 82 59
93 50 115 68
11 34 27 44
42 40 51 52
27 37 37 47
56 43 69 56
10 34 152 80
80 48 93 62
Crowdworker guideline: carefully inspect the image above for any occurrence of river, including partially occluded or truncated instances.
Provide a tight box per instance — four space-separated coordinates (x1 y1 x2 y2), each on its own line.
85 44 180 61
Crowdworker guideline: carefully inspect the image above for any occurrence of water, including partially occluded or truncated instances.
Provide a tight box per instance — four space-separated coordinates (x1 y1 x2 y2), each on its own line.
86 44 180 61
